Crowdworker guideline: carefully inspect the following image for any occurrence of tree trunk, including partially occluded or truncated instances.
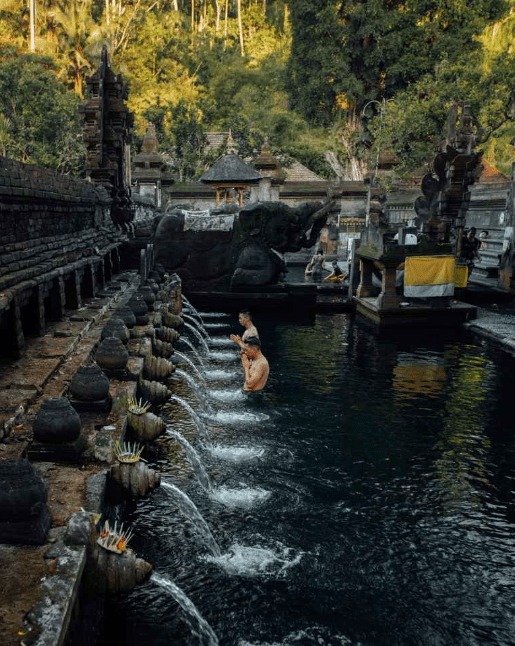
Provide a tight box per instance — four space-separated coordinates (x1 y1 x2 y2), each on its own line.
191 0 195 31
237 0 244 55
215 0 221 32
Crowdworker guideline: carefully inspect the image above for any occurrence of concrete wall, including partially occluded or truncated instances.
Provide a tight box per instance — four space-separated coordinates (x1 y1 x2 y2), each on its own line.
0 157 128 357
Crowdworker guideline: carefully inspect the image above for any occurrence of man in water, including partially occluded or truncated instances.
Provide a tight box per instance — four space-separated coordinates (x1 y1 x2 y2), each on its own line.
241 337 269 396
230 309 259 351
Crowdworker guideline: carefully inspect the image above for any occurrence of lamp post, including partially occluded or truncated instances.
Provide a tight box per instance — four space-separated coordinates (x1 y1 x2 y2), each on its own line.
361 98 392 226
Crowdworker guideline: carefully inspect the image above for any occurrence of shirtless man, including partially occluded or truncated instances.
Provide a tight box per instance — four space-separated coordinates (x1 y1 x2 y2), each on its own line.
230 309 259 351
241 337 269 393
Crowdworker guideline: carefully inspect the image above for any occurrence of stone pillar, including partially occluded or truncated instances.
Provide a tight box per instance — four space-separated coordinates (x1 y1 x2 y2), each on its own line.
82 263 96 298
347 239 360 301
140 249 147 281
104 254 113 282
356 258 374 298
376 261 401 309
49 276 65 321
65 270 82 310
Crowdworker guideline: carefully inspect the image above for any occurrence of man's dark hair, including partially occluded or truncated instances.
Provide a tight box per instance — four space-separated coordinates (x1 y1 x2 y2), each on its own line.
244 336 261 349
240 309 252 320
469 227 477 234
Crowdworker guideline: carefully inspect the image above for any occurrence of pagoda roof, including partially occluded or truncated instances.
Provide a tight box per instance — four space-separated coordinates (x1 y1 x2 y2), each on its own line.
199 154 262 184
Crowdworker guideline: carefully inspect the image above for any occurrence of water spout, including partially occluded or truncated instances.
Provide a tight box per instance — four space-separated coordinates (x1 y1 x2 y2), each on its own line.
183 313 210 340
151 572 219 645
160 482 221 556
177 337 205 366
184 322 211 355
171 369 212 413
166 429 212 492
167 394 211 443
174 350 207 385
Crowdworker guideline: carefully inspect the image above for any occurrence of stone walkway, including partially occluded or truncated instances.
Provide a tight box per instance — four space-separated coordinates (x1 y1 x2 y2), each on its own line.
465 305 515 355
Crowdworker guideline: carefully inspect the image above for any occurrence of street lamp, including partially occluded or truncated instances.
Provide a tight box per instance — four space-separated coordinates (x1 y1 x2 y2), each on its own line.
361 98 392 226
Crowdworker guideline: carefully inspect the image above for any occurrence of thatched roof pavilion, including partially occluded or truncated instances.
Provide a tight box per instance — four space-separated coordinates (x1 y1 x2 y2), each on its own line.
199 154 262 207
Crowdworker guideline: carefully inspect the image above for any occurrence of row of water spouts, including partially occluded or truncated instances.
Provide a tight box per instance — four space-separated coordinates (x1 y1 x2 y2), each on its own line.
148 296 270 645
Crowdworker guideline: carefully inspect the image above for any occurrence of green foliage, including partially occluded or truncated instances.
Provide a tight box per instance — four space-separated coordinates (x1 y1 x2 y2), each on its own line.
0 50 84 173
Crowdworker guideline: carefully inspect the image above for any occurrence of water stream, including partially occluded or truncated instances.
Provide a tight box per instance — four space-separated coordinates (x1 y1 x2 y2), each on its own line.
100 312 515 646
173 350 207 386
177 337 205 366
166 429 213 493
184 322 211 355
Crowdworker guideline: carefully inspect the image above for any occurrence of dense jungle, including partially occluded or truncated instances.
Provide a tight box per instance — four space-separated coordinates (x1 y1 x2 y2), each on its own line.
1 0 515 180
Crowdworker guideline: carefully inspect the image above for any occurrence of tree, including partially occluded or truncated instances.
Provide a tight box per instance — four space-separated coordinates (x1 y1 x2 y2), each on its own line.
0 50 85 173
286 0 510 176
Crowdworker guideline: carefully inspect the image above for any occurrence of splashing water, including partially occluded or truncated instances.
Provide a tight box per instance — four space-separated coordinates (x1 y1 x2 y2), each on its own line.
198 312 231 318
184 322 211 355
172 369 211 412
208 444 265 461
208 388 246 404
204 369 238 380
208 350 239 362
161 482 221 556
210 485 271 508
150 573 219 646
202 541 303 578
167 395 211 443
173 350 207 385
167 429 212 493
209 337 235 347
205 410 270 425
237 627 353 646
203 322 231 329
183 313 210 339
177 337 205 366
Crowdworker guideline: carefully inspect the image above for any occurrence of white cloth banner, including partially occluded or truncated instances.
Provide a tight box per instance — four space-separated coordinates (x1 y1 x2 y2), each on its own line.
183 213 235 232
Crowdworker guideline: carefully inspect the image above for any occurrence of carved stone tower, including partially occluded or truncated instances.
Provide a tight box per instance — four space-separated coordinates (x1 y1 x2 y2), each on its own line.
79 47 134 225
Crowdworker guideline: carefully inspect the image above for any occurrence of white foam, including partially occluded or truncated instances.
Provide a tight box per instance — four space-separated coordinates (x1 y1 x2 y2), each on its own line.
204 322 231 328
198 312 231 318
204 369 237 380
209 337 235 346
203 542 302 577
210 485 271 508
209 389 246 403
209 444 265 461
238 627 353 646
209 351 239 361
205 410 270 425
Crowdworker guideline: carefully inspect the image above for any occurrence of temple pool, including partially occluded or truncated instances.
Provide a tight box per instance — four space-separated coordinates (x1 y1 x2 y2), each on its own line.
97 312 515 646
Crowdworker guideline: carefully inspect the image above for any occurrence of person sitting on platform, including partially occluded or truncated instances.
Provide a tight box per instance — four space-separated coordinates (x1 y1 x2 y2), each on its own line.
323 260 346 282
230 309 259 351
241 337 269 396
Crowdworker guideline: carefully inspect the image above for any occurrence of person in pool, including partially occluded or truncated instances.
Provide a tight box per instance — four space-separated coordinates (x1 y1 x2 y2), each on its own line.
241 337 269 393
230 309 259 351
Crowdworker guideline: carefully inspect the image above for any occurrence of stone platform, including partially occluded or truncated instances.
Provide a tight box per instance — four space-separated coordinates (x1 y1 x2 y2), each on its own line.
354 296 477 327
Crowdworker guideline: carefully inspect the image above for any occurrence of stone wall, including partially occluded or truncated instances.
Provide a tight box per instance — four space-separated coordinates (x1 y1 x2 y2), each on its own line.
0 157 128 357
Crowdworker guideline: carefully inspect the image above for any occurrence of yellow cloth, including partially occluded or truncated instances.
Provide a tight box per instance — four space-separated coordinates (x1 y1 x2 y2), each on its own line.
404 256 456 297
454 264 468 288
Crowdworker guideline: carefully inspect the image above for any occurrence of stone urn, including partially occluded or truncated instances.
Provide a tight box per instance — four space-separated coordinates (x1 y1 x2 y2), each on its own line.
69 364 110 402
101 317 130 344
95 336 129 371
128 295 149 325
115 306 137 329
138 285 156 311
0 459 51 544
33 397 82 444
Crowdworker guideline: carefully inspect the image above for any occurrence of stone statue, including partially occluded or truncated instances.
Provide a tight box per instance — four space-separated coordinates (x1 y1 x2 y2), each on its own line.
153 199 334 290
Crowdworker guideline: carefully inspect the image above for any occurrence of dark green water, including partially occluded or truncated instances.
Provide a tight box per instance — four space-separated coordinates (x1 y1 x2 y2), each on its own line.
100 312 515 646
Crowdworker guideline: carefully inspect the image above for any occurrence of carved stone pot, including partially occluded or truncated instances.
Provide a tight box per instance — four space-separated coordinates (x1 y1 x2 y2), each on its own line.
0 459 51 544
95 336 129 371
115 306 137 329
69 364 110 402
101 317 130 344
138 286 156 311
33 397 82 444
128 295 148 319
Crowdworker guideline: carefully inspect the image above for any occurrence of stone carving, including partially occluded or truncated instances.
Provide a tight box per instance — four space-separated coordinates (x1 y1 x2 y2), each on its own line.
79 46 133 226
0 459 51 544
154 199 334 290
